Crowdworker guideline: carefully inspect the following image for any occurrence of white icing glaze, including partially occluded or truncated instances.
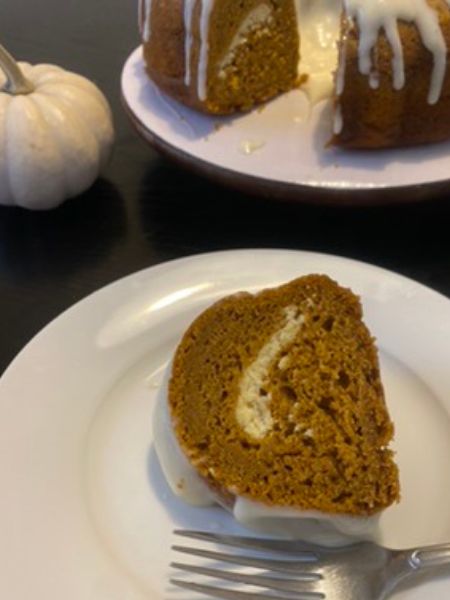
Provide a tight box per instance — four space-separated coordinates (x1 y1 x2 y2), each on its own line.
153 360 382 545
143 0 449 112
153 363 216 506
198 0 215 101
335 24 348 97
333 102 343 135
184 0 196 86
172 0 215 101
239 139 266 155
233 497 380 545
297 0 342 104
143 0 152 42
344 0 448 105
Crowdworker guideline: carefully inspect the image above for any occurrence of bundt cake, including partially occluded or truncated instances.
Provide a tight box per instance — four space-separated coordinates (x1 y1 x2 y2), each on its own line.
153 276 400 542
139 0 450 148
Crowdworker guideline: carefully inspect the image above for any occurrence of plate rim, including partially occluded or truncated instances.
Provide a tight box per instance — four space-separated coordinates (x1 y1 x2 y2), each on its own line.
121 47 450 206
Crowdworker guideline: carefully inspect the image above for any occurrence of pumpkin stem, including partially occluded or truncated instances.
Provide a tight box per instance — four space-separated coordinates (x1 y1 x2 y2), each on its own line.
0 44 34 95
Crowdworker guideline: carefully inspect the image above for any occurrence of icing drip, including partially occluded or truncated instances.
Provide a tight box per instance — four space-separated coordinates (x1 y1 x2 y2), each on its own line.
198 0 214 101
297 0 342 104
170 0 449 117
153 361 382 545
184 0 196 86
335 24 348 96
333 103 343 134
344 0 448 105
143 0 152 42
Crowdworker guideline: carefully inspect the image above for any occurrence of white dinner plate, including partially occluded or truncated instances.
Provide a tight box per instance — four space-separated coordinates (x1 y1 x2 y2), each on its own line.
121 47 450 205
1 249 450 600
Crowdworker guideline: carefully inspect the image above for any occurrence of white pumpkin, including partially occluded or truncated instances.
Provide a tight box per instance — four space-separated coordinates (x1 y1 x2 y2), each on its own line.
0 44 114 210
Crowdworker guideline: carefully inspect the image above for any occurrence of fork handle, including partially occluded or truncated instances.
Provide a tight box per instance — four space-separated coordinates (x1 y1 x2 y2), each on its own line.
408 544 450 569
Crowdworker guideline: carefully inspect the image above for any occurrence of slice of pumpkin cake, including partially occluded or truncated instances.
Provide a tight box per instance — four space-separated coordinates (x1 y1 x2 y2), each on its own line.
154 275 400 542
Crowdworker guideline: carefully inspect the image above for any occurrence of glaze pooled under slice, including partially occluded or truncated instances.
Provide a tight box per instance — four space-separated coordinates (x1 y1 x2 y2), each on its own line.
168 275 400 516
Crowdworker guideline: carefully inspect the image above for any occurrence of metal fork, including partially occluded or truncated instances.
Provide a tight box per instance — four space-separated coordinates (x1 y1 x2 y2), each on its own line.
171 529 450 600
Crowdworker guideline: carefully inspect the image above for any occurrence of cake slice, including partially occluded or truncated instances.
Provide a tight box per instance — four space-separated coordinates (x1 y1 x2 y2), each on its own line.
156 275 400 539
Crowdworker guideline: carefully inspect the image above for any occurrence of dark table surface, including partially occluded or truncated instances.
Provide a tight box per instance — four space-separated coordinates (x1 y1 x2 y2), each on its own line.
1 0 450 375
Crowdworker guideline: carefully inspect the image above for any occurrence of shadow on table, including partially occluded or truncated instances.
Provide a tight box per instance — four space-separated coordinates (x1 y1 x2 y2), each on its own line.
137 158 450 298
0 178 127 282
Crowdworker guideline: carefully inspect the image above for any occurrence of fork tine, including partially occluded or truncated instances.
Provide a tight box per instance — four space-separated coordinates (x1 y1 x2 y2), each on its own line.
171 579 322 600
171 562 323 595
173 530 321 556
172 545 320 574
